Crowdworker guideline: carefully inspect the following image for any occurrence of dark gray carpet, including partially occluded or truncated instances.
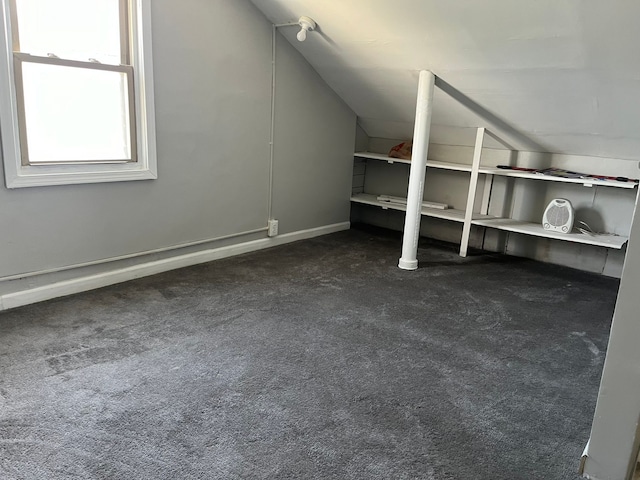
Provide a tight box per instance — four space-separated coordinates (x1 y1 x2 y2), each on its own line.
0 226 617 479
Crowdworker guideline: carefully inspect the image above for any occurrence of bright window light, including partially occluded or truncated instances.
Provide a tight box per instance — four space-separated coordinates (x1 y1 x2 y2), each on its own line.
21 62 132 163
14 0 122 64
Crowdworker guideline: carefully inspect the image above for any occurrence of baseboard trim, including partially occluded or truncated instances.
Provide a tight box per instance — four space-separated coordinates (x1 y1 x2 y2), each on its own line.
0 222 350 312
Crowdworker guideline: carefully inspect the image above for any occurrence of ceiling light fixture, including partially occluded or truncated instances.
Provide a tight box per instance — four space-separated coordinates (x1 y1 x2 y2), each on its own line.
296 16 316 42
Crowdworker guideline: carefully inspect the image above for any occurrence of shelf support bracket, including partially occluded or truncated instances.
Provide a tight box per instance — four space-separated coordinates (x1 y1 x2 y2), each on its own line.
398 70 435 270
460 127 485 257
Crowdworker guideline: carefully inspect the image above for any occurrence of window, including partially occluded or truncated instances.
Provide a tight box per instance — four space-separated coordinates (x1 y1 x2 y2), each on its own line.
0 0 156 188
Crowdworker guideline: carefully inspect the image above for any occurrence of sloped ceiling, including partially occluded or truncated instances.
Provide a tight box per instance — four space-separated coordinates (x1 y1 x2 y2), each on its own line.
250 0 640 161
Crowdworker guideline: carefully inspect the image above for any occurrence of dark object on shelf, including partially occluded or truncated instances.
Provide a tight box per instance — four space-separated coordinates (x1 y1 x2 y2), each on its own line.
496 165 639 183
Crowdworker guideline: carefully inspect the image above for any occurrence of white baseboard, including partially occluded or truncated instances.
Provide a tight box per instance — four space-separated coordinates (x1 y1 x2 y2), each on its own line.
0 222 350 312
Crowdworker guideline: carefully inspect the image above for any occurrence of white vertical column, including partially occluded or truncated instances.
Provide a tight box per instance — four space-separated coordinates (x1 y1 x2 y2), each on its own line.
398 70 435 271
459 127 485 257
581 186 640 480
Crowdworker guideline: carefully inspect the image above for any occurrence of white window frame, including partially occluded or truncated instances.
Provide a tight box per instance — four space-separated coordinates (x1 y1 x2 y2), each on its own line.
0 0 157 188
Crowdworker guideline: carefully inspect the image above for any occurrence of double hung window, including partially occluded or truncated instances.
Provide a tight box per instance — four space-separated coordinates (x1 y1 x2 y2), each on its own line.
0 0 156 188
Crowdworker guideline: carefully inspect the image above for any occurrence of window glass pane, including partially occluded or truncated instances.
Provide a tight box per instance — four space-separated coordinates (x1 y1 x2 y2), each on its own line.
21 62 132 163
14 0 122 64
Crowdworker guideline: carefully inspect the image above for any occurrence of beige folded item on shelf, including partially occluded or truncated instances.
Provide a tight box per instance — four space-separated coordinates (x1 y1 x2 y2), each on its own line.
376 194 448 210
388 141 412 160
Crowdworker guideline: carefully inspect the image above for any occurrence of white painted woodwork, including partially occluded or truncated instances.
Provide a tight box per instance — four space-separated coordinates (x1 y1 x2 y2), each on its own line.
472 218 628 249
398 70 435 270
0 222 350 312
355 152 476 173
351 193 629 250
0 0 158 188
351 193 493 223
352 132 636 256
580 188 640 480
480 167 638 189
459 128 485 256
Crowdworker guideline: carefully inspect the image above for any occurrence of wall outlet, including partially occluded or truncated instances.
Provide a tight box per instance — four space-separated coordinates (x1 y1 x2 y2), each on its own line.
268 219 279 237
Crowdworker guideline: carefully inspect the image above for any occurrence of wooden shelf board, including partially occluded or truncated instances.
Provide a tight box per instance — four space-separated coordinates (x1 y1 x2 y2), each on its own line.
479 167 638 189
427 160 472 172
354 152 411 165
472 217 629 249
423 207 467 222
354 152 637 189
350 194 495 223
354 152 472 172
352 152 631 252
351 193 408 212
352 194 628 248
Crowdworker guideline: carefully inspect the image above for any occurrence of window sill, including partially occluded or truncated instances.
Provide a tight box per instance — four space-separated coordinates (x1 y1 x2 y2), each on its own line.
5 163 157 188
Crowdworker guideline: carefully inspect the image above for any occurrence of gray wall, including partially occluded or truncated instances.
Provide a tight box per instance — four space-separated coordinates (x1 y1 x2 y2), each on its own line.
0 0 355 295
271 34 355 234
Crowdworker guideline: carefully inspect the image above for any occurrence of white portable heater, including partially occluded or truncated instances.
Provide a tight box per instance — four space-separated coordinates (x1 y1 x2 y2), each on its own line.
542 198 574 233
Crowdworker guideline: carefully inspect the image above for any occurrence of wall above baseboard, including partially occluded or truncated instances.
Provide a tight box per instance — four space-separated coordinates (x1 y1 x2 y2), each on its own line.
0 222 350 312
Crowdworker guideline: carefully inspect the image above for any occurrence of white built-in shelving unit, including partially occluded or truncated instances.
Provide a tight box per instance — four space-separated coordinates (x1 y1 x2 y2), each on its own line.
351 130 637 256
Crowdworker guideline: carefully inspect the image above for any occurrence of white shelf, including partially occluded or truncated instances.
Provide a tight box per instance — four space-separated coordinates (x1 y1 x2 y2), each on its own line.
479 167 638 189
354 152 411 165
351 193 629 249
351 193 495 223
472 217 629 249
353 138 634 256
354 152 638 189
354 151 472 172
351 193 408 211
427 160 473 172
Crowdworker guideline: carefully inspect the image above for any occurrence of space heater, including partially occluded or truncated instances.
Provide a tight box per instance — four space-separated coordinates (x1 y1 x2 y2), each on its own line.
542 198 574 233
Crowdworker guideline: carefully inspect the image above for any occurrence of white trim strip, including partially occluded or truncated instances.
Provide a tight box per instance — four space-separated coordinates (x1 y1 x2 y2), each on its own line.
0 222 350 312
0 227 268 282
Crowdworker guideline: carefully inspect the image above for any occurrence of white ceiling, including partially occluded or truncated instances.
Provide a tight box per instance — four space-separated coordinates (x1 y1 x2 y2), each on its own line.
250 0 640 161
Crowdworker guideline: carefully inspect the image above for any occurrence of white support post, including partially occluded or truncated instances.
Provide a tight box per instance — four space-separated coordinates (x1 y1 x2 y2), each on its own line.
398 70 435 271
580 186 640 480
459 127 485 257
